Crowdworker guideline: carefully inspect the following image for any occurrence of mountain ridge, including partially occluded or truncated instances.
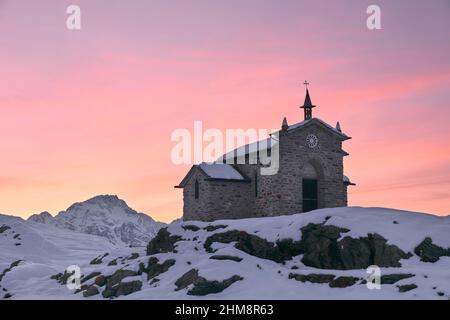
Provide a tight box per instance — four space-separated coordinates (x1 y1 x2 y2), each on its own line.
28 195 165 247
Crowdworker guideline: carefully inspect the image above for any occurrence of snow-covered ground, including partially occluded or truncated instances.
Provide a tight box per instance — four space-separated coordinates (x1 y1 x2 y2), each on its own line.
1 207 449 300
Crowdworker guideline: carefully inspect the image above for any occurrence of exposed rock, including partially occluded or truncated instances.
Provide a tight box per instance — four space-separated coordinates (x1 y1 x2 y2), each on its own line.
381 273 415 284
276 238 304 259
127 252 139 260
0 260 22 282
81 272 101 284
83 285 99 297
90 253 109 265
174 268 242 296
210 255 243 262
414 237 450 262
437 292 444 297
3 293 12 299
107 259 118 266
300 223 409 269
102 269 140 298
51 269 75 285
398 284 417 292
146 257 176 280
329 276 360 288
94 275 107 287
0 224 11 234
204 230 288 263
175 269 203 291
146 228 182 255
115 280 142 297
103 280 142 298
182 225 200 232
204 225 227 232
205 224 407 269
188 275 243 296
288 273 335 284
107 269 137 287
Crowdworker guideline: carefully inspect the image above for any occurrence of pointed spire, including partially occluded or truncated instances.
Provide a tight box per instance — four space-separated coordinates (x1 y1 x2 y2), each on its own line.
300 81 316 120
303 89 313 108
336 121 341 132
282 117 288 131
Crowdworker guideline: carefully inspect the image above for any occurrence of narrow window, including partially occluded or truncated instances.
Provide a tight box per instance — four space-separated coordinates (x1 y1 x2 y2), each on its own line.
254 171 258 197
194 180 199 199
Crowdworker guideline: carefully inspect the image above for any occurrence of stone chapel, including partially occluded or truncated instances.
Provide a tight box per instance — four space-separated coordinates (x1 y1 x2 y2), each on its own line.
176 87 355 221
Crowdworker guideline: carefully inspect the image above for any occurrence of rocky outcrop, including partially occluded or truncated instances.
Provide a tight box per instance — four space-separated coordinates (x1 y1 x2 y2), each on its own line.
90 253 109 265
127 253 139 260
82 285 99 297
107 258 118 266
175 269 203 291
414 237 450 262
94 275 107 287
398 284 417 292
204 230 291 263
146 228 182 255
188 275 243 296
300 223 410 269
381 273 415 284
329 276 360 288
204 225 227 232
81 272 101 284
174 268 242 296
0 260 22 282
203 223 409 270
51 269 74 285
288 273 335 284
182 225 201 232
0 224 11 234
102 269 140 298
210 255 243 262
146 257 176 281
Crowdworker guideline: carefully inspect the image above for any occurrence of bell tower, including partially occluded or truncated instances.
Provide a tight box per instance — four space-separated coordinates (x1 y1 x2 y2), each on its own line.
300 81 316 120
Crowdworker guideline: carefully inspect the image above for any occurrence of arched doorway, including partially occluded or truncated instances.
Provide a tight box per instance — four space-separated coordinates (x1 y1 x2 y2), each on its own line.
301 162 318 212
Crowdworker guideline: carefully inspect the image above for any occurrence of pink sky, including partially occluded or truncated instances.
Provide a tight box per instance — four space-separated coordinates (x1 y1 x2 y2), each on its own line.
1 0 449 222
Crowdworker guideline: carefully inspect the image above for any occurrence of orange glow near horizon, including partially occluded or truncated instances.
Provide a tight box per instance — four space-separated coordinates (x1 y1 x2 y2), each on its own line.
0 1 449 222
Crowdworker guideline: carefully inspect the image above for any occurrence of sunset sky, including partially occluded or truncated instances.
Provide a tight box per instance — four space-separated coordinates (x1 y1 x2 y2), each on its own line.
1 0 449 223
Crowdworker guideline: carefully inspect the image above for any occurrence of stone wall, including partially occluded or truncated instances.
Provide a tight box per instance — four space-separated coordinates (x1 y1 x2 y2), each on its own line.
251 122 347 216
182 169 253 221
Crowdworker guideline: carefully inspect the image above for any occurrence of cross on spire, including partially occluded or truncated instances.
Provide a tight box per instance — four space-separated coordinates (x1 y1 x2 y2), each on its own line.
303 80 309 90
300 81 316 120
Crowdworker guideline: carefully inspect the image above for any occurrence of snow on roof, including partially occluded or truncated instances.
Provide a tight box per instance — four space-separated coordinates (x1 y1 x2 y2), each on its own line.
220 137 278 161
199 163 245 180
218 118 348 162
288 118 349 139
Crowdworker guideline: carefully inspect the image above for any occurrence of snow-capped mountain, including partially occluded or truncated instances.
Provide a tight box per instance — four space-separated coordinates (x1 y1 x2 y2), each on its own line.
28 195 165 247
